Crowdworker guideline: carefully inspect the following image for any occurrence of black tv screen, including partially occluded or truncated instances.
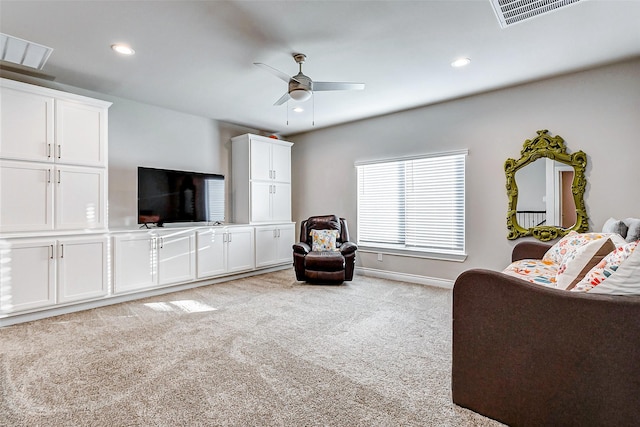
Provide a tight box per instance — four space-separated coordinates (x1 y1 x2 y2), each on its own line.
137 167 225 225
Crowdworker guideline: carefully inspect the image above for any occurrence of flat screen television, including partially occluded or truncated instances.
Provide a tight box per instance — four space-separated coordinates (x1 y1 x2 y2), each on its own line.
137 167 225 226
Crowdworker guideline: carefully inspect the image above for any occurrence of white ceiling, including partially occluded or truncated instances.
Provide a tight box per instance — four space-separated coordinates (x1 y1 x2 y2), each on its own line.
1 1 639 136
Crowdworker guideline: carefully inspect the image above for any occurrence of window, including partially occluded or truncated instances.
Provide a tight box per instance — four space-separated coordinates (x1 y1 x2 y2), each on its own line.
356 150 466 259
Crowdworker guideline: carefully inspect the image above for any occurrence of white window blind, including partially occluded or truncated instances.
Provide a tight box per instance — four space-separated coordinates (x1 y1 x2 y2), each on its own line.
356 151 466 255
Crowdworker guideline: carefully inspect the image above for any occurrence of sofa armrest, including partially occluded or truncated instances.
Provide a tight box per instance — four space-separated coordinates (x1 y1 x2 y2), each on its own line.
511 240 552 262
292 242 311 255
452 269 640 426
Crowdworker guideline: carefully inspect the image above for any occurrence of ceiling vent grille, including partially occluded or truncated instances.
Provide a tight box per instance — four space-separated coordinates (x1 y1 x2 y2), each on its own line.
0 33 53 70
490 0 583 28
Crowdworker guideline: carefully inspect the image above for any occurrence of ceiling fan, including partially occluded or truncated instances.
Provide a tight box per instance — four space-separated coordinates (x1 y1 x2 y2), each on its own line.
254 53 365 106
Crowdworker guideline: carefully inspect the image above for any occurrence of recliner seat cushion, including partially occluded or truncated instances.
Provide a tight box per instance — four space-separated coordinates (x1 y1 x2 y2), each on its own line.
305 251 345 271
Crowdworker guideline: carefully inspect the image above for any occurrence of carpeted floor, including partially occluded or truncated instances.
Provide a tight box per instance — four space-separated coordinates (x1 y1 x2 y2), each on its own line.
0 269 502 426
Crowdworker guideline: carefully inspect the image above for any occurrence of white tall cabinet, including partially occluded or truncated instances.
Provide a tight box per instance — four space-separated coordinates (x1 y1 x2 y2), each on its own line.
231 134 293 224
0 78 111 318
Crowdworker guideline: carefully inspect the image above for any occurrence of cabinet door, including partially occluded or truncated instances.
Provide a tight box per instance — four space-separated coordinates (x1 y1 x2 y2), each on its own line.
254 226 277 268
113 233 157 293
55 165 105 230
0 239 55 313
271 183 291 222
196 228 226 279
55 100 107 167
57 236 108 303
0 87 54 162
275 224 295 264
271 143 291 183
226 227 255 273
250 182 273 223
250 139 272 181
0 160 54 232
158 232 195 285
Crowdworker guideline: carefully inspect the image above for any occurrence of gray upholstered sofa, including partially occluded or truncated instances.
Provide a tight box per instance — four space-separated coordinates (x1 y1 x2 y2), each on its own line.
452 240 640 426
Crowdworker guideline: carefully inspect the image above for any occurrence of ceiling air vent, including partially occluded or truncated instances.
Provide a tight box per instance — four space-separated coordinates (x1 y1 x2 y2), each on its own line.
1 33 53 69
490 0 583 28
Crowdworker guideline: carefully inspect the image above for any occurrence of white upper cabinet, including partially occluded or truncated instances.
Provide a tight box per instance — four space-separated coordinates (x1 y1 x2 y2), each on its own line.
232 133 293 224
0 87 54 162
0 78 110 233
249 138 291 183
0 78 110 167
55 99 108 167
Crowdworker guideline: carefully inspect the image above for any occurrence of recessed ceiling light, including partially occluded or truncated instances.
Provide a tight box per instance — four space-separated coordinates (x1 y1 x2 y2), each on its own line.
111 44 135 55
293 107 304 113
451 57 471 68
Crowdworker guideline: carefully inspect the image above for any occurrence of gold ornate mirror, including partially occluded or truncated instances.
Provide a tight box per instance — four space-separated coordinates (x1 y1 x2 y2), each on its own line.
505 130 588 241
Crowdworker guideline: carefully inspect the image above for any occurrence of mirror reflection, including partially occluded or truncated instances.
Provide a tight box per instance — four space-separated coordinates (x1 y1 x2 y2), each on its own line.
515 159 576 229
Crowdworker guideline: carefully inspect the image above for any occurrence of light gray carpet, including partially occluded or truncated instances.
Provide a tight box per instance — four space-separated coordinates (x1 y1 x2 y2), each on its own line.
0 269 502 426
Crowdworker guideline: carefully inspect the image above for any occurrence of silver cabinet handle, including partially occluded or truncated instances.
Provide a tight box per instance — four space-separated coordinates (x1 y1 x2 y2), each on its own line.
57 169 61 184
47 169 51 183
47 143 51 158
273 170 276 180
60 244 64 258
50 244 54 259
57 144 61 159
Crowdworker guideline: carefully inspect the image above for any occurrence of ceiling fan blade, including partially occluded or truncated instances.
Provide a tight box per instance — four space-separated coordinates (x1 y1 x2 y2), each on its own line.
311 81 365 91
273 92 291 106
254 62 300 84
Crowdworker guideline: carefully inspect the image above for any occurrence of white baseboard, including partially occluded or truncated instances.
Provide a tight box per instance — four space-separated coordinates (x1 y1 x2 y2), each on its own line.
355 266 454 289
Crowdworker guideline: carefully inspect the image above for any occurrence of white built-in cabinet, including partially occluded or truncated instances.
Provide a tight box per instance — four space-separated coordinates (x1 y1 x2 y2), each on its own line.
0 89 296 326
232 134 292 224
112 229 196 294
0 77 111 319
196 226 255 279
0 78 110 233
255 223 295 268
0 235 108 314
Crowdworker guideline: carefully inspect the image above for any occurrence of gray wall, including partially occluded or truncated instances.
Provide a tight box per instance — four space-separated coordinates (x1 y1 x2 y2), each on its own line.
105 99 259 227
287 58 640 281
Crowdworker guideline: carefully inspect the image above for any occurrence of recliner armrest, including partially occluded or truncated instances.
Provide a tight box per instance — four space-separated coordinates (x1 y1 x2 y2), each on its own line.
339 241 358 255
293 242 311 255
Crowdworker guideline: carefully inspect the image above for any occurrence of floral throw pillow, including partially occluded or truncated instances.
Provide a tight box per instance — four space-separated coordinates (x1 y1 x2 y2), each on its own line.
542 231 623 265
571 240 638 292
311 229 339 252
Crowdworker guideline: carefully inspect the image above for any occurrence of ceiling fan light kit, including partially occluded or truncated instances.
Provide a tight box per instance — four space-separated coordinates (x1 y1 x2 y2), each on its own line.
289 88 311 101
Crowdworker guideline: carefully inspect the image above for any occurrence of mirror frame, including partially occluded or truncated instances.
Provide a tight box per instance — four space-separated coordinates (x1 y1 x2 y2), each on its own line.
505 130 588 241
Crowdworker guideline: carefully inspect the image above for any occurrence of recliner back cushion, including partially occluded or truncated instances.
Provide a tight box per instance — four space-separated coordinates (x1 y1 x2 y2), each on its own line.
305 215 341 243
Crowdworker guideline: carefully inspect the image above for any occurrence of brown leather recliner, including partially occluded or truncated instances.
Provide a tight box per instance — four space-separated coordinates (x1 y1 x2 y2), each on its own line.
292 215 357 284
